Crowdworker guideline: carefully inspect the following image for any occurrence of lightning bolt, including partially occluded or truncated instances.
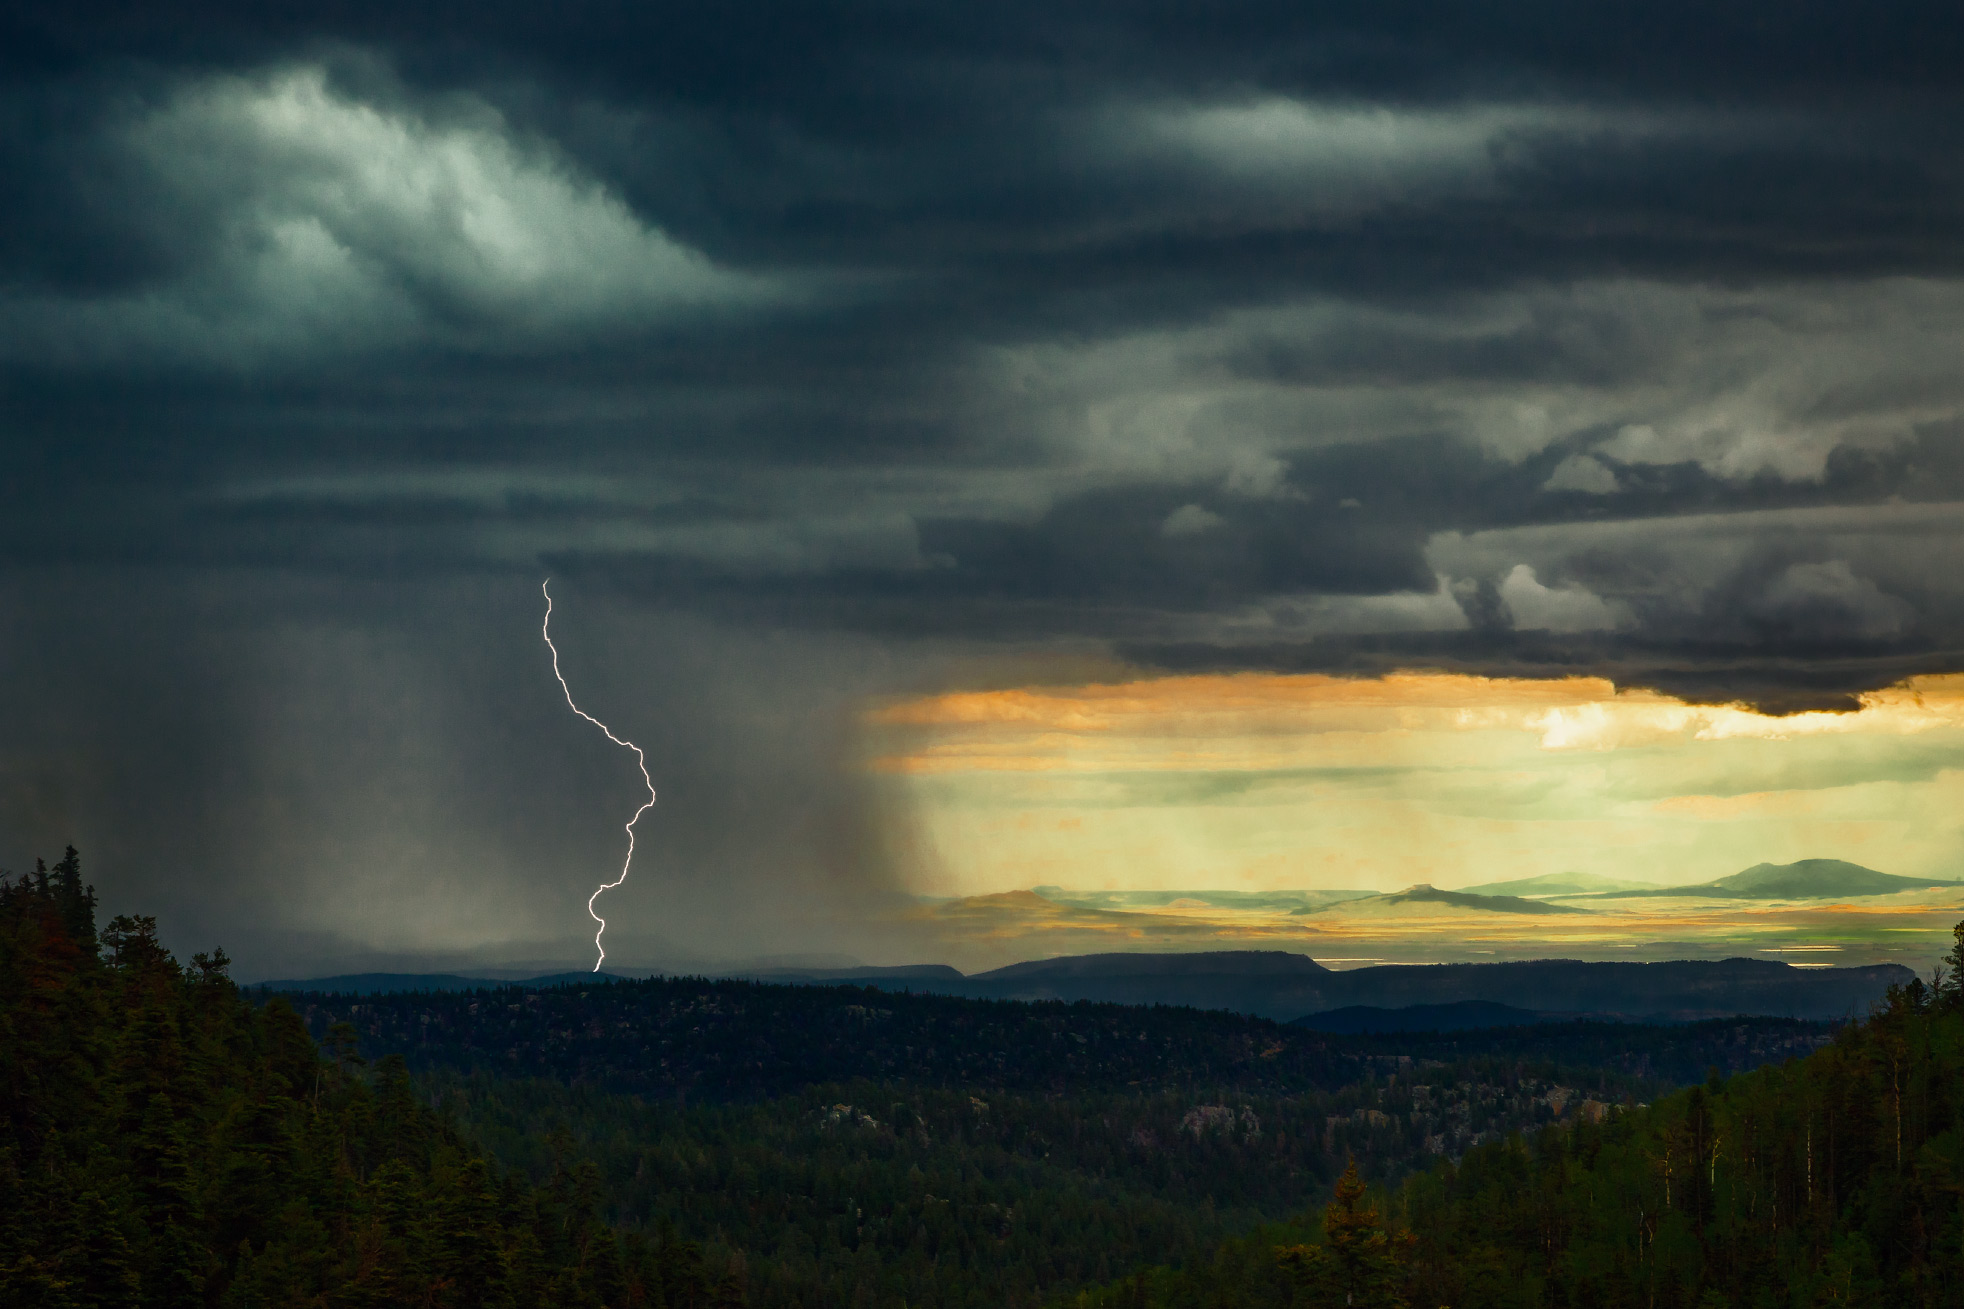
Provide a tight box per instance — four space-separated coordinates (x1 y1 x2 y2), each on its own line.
541 580 656 972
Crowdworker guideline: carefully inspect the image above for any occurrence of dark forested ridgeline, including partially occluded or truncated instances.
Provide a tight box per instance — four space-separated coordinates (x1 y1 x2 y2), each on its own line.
1066 962 1964 1309
750 950 1912 1023
273 974 1837 1104
288 986 1662 1307
276 976 1377 1099
0 856 742 1308
4 847 1914 1309
271 972 1844 1307
388 1039 1826 1309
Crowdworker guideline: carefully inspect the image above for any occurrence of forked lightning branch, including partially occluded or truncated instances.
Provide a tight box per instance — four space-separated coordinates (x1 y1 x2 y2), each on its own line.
541 580 657 971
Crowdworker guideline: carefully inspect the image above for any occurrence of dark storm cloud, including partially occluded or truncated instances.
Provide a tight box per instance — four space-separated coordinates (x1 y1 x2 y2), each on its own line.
6 0 1964 966
0 571 918 977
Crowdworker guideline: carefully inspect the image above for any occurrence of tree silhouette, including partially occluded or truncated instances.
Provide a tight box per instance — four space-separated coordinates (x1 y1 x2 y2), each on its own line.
1278 1158 1412 1308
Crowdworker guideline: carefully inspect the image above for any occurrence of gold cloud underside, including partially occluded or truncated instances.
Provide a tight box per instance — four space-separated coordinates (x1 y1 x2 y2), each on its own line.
870 671 1964 946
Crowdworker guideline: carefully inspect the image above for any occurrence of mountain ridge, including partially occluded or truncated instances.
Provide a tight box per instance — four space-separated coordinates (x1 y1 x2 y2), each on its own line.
1457 871 1661 897
925 953 1911 1021
264 949 1914 1022
252 970 629 994
1571 858 1960 901
1297 883 1593 917
1294 1000 1564 1033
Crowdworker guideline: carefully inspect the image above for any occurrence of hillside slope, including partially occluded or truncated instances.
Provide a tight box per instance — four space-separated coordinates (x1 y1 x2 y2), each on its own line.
922 951 1908 1021
1457 872 1660 897
0 862 706 1309
1582 858 1959 900
1300 884 1594 917
1713 857 1955 897
275 948 1914 1024
1066 968 1964 1309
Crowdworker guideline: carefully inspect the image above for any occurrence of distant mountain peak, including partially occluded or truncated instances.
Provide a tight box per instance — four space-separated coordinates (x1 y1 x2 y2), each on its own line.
1716 859 1893 892
1458 872 1661 898
975 949 1331 981
1305 884 1594 917
1573 859 1964 901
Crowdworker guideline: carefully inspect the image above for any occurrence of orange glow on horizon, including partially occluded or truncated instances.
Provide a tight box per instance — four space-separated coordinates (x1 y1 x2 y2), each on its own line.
868 669 1964 775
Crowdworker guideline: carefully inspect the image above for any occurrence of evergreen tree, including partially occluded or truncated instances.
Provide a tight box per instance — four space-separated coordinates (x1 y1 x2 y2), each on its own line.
1 849 731 1309
1277 1159 1412 1308
49 846 97 957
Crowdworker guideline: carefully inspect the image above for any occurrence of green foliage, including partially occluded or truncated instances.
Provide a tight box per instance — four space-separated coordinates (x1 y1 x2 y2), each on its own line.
283 977 1833 1105
8 845 1900 1309
276 942 1836 1309
406 1018 1683 1305
1278 1160 1413 1308
1380 981 1964 1308
283 978 1382 1099
437 1072 1332 1309
1065 938 1964 1308
0 854 737 1309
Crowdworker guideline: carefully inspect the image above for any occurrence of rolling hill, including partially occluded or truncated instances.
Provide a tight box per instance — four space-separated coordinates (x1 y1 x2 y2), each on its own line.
753 950 1910 1022
1712 859 1956 897
265 950 1911 1022
1031 886 1376 912
1457 871 1661 897
1580 858 1960 900
1292 1000 1561 1033
252 970 629 993
1296 883 1594 917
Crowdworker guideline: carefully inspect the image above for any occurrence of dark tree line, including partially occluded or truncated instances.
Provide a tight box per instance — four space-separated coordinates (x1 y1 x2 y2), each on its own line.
278 974 1835 1106
1068 934 1964 1308
4 845 1887 1309
314 976 1825 1306
276 978 1380 1100
0 854 740 1308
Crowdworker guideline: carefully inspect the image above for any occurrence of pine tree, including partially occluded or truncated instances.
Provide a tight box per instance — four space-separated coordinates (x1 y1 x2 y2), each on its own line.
3 847 672 1309
49 846 97 957
1942 921 1964 1009
1277 1159 1412 1308
67 1189 142 1309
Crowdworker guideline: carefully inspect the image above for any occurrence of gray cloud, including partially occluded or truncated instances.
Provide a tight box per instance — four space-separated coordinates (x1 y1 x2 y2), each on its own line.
0 570 919 977
2 63 778 370
6 4 1964 966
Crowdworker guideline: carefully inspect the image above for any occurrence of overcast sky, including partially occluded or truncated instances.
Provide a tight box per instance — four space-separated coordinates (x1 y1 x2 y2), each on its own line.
5 1 1964 977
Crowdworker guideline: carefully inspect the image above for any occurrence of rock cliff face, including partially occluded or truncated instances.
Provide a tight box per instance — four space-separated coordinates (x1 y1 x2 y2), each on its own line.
1180 1104 1261 1138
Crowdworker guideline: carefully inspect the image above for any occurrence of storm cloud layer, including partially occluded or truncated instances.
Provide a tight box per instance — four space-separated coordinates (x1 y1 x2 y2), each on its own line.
5 1 1964 972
